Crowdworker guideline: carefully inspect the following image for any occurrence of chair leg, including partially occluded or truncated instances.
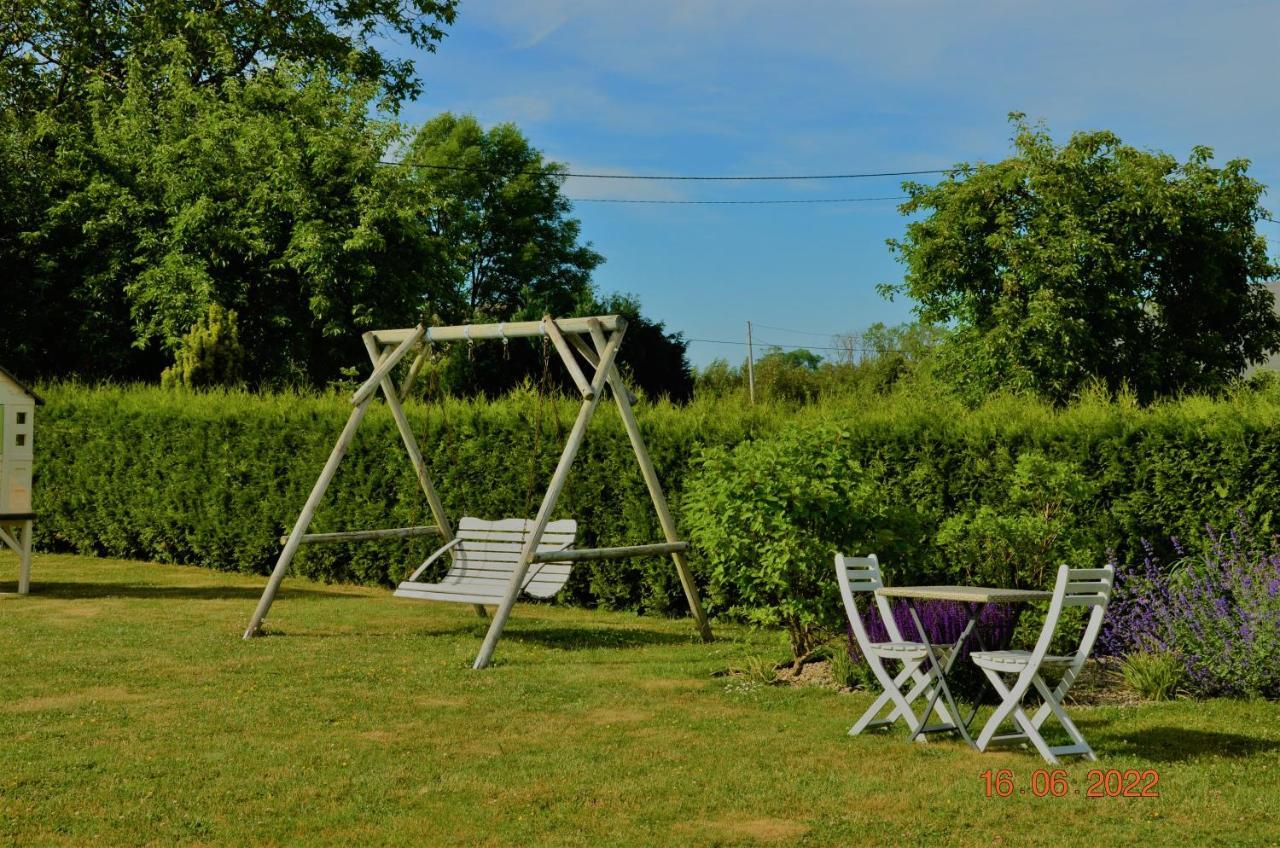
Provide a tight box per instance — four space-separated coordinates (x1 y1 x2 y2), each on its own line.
851 659 922 735
866 655 926 737
883 662 945 724
974 667 1050 761
974 668 1018 752
977 670 1093 765
1031 674 1096 761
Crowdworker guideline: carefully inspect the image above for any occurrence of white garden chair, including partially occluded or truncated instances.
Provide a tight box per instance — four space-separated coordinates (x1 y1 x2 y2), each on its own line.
836 554 957 738
970 563 1115 764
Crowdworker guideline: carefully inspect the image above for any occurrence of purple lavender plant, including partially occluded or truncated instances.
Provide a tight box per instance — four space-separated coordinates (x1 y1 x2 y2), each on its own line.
849 600 1017 663
1100 518 1280 699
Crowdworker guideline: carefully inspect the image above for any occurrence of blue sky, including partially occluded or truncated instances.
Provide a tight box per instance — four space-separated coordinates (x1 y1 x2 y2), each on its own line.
392 1 1280 366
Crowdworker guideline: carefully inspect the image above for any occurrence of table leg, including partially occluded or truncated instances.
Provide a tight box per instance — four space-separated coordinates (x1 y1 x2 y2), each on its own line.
960 602 991 731
906 599 973 746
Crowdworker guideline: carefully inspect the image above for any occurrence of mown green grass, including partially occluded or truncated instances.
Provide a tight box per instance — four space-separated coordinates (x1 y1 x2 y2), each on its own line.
3 554 1279 847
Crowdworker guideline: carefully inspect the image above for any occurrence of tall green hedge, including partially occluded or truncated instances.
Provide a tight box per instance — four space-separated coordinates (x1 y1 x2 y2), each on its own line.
33 384 778 615
31 382 1280 619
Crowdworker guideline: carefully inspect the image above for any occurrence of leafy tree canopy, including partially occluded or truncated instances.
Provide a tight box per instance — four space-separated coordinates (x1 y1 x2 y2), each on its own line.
884 115 1280 404
1 60 443 384
1 0 457 112
399 113 603 324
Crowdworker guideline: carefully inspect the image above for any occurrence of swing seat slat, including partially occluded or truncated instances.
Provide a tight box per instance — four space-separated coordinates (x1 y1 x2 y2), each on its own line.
394 517 578 604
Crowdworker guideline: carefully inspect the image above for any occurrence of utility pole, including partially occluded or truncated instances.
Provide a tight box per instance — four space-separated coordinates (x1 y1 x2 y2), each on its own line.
746 320 756 406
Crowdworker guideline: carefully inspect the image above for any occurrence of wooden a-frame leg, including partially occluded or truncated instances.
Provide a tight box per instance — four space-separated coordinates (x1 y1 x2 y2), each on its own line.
587 319 712 642
18 519 32 595
243 397 375 638
471 327 626 669
243 345 396 638
359 335 477 616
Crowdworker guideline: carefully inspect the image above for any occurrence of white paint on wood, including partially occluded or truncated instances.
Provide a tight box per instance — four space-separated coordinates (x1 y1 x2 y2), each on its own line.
397 517 579 603
971 563 1116 764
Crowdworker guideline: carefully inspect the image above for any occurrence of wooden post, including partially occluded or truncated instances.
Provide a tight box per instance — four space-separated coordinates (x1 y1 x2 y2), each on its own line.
350 325 425 407
243 395 376 638
359 334 477 616
372 316 624 346
566 334 637 404
543 316 594 399
471 325 627 669
746 320 755 406
587 320 712 642
18 519 31 595
284 525 443 545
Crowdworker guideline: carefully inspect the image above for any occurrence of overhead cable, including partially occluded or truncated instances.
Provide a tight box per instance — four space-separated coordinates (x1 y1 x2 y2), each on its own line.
380 161 950 180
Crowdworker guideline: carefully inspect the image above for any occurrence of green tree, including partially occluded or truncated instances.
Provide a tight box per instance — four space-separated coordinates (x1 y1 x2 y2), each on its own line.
884 115 1280 404
4 60 448 384
420 291 694 401
400 114 603 324
685 426 900 660
0 0 458 383
1 0 457 113
161 303 245 388
592 292 694 402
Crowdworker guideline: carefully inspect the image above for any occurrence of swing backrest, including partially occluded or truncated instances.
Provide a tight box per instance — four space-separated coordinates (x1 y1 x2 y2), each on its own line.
447 517 578 598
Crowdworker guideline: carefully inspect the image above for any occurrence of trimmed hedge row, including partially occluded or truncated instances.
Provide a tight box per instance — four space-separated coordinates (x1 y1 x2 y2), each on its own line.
34 384 777 615
31 383 1280 619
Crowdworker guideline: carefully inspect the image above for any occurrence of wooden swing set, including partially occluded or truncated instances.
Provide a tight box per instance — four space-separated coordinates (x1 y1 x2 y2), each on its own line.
243 315 712 668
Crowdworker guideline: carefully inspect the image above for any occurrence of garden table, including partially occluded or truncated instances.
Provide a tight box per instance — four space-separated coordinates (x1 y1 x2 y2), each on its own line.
874 585 1052 747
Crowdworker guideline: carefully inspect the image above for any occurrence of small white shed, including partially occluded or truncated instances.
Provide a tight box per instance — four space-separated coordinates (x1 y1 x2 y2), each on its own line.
0 365 40 594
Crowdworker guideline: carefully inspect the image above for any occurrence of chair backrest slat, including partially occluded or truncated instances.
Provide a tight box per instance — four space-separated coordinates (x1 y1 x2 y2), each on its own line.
836 554 906 647
1028 563 1116 668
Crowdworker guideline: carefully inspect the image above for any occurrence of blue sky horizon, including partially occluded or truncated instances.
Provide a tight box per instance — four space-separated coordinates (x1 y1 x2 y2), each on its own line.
388 1 1280 367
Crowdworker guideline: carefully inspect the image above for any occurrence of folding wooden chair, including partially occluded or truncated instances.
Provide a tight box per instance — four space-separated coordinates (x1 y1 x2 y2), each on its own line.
970 564 1115 764
836 554 956 738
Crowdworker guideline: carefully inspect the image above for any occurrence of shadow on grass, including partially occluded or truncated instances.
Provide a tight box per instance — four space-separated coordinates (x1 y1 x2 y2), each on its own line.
501 625 690 651
1091 723 1280 762
9 582 367 601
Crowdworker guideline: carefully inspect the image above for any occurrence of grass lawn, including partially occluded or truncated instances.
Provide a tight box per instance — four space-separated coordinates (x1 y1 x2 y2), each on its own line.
3 554 1279 847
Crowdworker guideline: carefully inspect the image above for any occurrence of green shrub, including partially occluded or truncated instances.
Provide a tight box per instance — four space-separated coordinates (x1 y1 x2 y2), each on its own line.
828 643 870 691
33 382 780 615
684 426 909 658
161 304 245 389
1118 650 1184 701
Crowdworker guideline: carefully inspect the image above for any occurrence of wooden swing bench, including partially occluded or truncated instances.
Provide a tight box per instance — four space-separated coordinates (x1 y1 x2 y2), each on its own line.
394 517 689 607
243 315 709 669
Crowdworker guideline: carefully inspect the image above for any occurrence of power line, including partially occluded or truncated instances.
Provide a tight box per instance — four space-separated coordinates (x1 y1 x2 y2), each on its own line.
567 195 907 205
379 161 950 180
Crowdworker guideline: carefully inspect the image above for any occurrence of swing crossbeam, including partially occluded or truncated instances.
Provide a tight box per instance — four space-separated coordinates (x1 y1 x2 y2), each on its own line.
370 315 624 346
282 525 443 546
530 541 688 564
